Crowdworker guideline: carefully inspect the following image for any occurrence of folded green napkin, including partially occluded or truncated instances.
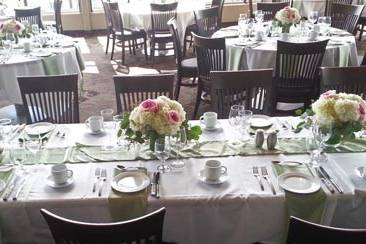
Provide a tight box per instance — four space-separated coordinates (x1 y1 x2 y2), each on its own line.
42 54 62 75
108 168 148 221
272 162 327 243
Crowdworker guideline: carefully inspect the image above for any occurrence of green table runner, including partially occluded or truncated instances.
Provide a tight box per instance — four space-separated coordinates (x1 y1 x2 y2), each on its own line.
3 138 366 165
108 168 148 221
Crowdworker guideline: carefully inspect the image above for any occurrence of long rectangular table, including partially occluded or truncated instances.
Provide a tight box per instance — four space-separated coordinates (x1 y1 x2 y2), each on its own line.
1 118 366 244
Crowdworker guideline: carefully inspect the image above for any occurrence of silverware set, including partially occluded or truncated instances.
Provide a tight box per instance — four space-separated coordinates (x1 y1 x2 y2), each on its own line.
252 166 276 195
150 171 160 199
316 166 343 194
1 174 28 201
92 167 108 197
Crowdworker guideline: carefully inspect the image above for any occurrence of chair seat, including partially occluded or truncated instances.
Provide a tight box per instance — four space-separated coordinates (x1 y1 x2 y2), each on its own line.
116 29 146 41
181 58 198 78
149 31 173 41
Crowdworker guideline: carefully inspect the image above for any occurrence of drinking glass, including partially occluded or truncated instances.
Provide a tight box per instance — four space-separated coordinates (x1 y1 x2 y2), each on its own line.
238 13 248 41
9 141 27 173
255 10 264 24
246 18 255 41
25 134 42 171
228 105 244 131
270 20 281 37
155 136 171 173
0 118 12 143
312 123 331 162
305 134 320 167
113 114 124 146
318 16 331 35
308 11 319 25
31 24 40 35
239 109 253 141
170 128 187 169
101 108 115 150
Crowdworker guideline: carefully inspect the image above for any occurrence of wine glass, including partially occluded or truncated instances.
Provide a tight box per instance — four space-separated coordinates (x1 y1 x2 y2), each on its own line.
246 18 255 41
0 118 12 143
31 24 40 35
318 16 331 35
239 109 253 141
238 13 248 41
305 134 320 167
101 108 115 151
255 10 264 24
170 128 187 169
308 11 319 25
312 123 332 162
155 136 171 173
25 134 42 171
228 105 244 131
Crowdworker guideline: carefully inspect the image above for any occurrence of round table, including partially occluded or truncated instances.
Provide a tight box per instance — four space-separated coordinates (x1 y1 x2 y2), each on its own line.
213 26 359 71
0 35 84 105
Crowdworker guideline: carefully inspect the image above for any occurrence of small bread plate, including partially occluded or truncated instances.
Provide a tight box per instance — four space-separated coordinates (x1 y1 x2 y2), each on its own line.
25 122 55 137
45 175 74 188
202 121 222 132
278 172 321 194
199 170 228 185
250 115 273 129
111 171 150 193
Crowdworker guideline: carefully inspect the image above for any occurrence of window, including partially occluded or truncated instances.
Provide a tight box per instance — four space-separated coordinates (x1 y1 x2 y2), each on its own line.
91 0 103 11
3 0 80 13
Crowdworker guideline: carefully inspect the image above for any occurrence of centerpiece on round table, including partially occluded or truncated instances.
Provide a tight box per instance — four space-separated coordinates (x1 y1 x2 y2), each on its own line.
0 19 25 43
312 90 366 146
274 6 301 33
119 96 202 152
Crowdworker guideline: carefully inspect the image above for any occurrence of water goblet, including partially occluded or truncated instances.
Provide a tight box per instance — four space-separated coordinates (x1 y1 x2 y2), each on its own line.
228 105 244 131
25 134 42 171
255 10 264 24
170 128 187 169
312 123 332 162
0 118 11 142
305 134 320 167
239 109 253 141
155 136 171 173
246 18 255 41
308 11 319 25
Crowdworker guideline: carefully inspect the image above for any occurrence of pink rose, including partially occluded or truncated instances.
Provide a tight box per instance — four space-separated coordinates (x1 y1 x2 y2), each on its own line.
167 110 180 124
15 24 20 32
320 90 337 99
140 99 158 113
359 104 366 121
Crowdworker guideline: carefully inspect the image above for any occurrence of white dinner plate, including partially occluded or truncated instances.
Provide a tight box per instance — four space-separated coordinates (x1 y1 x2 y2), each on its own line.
32 51 52 57
25 122 55 137
278 172 321 194
250 115 273 129
198 170 228 185
111 171 150 193
45 175 74 188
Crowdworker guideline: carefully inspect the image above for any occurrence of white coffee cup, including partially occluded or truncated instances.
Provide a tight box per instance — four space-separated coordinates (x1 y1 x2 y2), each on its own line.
313 24 320 33
85 115 104 133
204 160 227 181
51 164 73 184
23 41 31 52
280 33 290 41
255 30 264 41
200 112 217 129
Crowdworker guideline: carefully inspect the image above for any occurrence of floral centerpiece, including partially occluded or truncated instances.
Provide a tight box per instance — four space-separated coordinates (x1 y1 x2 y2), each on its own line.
275 6 301 33
118 96 202 151
0 19 25 36
311 90 366 145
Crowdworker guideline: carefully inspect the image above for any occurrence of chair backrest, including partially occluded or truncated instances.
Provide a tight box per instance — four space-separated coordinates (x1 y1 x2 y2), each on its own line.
41 208 166 244
194 6 221 37
108 2 125 35
320 66 366 99
210 69 275 118
362 52 366 66
113 74 175 113
102 0 113 31
167 17 183 69
275 40 328 97
193 33 226 82
286 216 366 244
211 0 225 24
15 7 43 29
257 2 290 21
17 74 79 124
324 0 353 16
330 3 364 34
54 0 63 34
150 2 178 33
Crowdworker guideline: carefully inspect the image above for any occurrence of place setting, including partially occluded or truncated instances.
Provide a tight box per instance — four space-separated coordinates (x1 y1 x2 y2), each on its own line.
45 163 74 189
200 112 222 132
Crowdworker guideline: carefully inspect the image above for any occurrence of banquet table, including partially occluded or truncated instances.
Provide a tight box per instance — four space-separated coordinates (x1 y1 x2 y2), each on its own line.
0 35 85 105
213 27 359 70
1 118 366 244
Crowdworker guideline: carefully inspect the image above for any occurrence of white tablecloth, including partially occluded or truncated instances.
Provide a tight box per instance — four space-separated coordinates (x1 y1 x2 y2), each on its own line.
1 118 366 244
0 37 83 105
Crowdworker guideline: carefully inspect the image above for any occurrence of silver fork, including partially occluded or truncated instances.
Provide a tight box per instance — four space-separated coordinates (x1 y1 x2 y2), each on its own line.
261 166 276 195
252 166 264 191
98 169 107 197
92 167 101 193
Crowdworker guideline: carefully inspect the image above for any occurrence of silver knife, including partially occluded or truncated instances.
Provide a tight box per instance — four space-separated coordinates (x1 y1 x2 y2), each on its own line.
319 166 343 194
261 166 276 195
316 168 335 193
13 177 27 201
3 175 19 201
155 172 160 199
150 172 157 197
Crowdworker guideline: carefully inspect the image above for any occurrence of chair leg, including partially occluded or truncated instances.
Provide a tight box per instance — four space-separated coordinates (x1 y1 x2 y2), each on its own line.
106 35 110 54
183 38 187 57
110 36 116 60
359 24 365 41
150 39 155 63
122 41 125 65
193 85 202 119
192 77 197 85
174 74 182 100
143 37 148 61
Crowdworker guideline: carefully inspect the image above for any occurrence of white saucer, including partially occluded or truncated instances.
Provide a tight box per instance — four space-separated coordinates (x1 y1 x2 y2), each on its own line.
89 129 105 135
202 121 221 131
45 175 74 188
199 170 228 185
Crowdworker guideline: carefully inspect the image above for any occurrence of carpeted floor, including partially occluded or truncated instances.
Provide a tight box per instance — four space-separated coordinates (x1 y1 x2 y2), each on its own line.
1 32 366 121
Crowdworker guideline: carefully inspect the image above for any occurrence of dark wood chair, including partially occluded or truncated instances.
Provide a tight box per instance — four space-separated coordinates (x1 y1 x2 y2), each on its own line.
210 69 275 119
362 51 366 65
324 0 353 16
357 16 366 41
168 17 198 100
113 74 174 113
257 2 290 21
43 0 63 34
274 40 328 114
149 2 178 62
17 74 79 124
109 2 148 65
286 216 366 244
192 33 226 119
15 7 43 29
194 6 221 37
330 3 364 35
102 0 114 54
41 208 167 244
320 66 366 99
